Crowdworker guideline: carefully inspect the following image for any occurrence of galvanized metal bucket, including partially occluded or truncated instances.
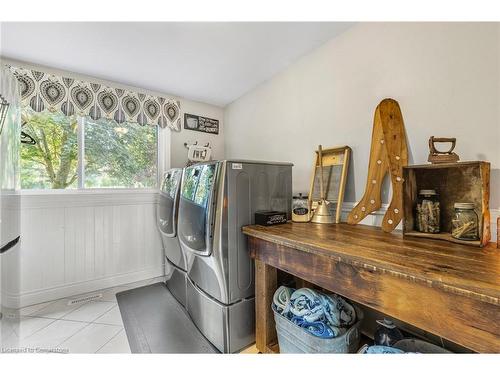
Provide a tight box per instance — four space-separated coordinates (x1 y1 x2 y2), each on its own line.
272 303 363 353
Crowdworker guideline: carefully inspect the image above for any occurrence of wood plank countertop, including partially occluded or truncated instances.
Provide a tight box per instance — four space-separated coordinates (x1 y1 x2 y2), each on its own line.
243 222 500 353
243 222 500 306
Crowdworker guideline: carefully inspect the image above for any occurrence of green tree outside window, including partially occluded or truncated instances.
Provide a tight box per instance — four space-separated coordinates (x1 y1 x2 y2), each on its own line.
20 107 158 189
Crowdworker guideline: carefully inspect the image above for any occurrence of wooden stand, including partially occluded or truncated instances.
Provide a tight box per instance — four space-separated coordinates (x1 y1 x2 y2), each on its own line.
402 161 491 247
244 222 500 353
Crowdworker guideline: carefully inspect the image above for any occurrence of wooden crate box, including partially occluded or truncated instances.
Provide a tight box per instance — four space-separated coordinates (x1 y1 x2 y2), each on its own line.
402 161 490 247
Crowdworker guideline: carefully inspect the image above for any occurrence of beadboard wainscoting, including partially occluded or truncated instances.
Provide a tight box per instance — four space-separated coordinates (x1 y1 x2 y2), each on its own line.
11 191 163 308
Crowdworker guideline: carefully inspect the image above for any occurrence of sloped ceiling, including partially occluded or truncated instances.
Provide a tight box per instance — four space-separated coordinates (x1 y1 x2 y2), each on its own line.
1 22 353 106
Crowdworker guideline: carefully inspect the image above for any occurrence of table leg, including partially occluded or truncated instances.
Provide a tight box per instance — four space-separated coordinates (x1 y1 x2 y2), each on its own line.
255 258 277 353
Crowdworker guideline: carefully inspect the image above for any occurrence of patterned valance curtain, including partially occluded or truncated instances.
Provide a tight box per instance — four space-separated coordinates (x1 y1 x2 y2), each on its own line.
7 65 182 131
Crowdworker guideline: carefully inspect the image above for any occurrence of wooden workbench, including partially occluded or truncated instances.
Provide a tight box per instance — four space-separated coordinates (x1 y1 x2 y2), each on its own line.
243 222 500 353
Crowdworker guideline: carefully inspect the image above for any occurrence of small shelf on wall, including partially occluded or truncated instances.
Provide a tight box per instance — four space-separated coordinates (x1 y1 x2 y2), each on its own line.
402 161 491 247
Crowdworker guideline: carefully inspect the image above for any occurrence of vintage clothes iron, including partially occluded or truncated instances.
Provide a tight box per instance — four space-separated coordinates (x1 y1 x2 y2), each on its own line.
427 136 460 164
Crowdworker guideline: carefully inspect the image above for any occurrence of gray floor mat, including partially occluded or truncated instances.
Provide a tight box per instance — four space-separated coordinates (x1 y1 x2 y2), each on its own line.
116 282 218 353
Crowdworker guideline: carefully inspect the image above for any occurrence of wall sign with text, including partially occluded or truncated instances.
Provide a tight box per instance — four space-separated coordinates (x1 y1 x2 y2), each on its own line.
184 113 219 135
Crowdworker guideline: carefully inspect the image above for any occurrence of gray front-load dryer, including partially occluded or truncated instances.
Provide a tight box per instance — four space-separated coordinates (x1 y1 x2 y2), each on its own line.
178 160 292 352
157 168 187 307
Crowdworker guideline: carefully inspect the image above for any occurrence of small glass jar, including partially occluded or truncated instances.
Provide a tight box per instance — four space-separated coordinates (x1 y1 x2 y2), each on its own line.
452 203 479 241
292 193 310 222
415 189 440 233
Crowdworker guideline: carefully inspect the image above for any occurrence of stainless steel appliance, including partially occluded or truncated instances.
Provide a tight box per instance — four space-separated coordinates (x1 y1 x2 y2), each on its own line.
178 160 292 353
157 168 188 307
0 65 21 323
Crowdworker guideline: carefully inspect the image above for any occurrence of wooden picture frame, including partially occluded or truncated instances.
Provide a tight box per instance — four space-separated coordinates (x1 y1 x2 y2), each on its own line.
308 145 351 223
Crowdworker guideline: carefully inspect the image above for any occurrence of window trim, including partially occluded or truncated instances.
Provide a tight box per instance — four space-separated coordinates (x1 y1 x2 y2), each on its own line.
77 116 85 189
20 113 167 193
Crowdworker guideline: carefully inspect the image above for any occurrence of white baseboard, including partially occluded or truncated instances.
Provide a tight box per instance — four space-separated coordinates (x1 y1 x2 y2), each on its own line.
341 201 499 242
4 266 164 309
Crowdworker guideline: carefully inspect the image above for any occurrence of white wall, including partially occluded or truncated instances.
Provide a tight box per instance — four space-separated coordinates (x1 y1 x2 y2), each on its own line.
224 23 500 216
171 101 224 168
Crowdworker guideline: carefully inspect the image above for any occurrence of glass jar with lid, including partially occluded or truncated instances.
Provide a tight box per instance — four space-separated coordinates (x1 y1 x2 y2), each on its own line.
415 189 440 233
292 193 310 222
452 203 479 241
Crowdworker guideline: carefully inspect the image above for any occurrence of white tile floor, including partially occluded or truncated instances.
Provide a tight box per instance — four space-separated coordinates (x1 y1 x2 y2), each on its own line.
0 277 164 354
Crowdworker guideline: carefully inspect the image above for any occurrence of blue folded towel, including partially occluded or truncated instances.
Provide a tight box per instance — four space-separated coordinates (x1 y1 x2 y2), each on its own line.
273 285 293 314
273 286 357 339
362 345 405 354
289 288 325 322
290 316 340 338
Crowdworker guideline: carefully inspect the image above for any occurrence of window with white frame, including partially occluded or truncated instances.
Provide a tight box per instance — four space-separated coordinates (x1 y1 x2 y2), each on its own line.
21 107 158 189
11 64 182 191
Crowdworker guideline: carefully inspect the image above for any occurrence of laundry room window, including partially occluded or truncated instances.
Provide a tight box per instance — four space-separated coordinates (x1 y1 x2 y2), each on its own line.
20 107 78 189
11 65 179 191
20 106 159 190
83 117 158 189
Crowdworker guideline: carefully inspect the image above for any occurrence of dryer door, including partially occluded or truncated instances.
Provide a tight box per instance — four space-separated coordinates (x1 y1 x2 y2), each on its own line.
178 162 218 256
157 169 183 238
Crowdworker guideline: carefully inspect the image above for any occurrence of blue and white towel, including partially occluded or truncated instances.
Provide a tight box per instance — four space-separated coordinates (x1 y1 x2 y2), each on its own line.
359 345 405 354
273 286 357 339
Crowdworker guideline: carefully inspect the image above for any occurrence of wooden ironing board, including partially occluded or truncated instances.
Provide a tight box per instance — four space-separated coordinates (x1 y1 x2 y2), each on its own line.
347 99 408 232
